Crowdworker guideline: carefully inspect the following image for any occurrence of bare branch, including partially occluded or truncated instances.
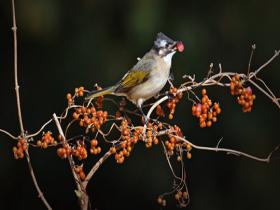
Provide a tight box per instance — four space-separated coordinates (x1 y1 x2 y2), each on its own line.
11 1 52 209
172 134 272 163
0 128 18 140
250 49 280 77
83 150 112 188
12 0 24 135
25 150 53 210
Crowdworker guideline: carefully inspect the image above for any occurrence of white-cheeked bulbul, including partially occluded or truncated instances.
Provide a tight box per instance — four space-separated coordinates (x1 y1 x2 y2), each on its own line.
85 32 184 119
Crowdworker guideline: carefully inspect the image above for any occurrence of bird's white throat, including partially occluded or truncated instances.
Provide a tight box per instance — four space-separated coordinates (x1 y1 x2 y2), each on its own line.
163 51 176 66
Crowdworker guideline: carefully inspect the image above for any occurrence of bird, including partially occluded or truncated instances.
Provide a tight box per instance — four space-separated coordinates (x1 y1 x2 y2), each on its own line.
85 32 184 121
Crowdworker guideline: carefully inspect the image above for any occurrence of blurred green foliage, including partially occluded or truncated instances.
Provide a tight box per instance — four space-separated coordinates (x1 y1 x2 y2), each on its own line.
0 0 279 210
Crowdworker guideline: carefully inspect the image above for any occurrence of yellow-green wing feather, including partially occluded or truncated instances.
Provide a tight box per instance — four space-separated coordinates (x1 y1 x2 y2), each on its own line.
115 70 150 93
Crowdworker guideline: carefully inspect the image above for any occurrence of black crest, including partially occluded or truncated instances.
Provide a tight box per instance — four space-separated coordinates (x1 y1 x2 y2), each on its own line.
153 32 175 49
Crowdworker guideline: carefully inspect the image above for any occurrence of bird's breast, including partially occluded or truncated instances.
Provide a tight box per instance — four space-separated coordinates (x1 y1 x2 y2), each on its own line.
127 64 170 103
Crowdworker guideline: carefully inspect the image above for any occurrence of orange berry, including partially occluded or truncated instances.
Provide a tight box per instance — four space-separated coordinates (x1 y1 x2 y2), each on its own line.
42 142 48 149
37 140 42 147
200 121 206 128
186 144 192 151
206 121 212 127
74 166 82 173
96 146 101 154
169 114 173 120
201 96 207 104
91 139 98 147
66 93 72 100
170 137 176 143
187 152 192 159
153 137 159 145
79 172 86 180
110 147 116 154
157 197 163 204
201 88 207 95
57 148 66 158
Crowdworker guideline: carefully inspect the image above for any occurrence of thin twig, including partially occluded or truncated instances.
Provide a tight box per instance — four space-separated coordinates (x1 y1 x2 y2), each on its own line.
26 119 53 138
247 44 256 76
0 128 18 140
250 49 280 77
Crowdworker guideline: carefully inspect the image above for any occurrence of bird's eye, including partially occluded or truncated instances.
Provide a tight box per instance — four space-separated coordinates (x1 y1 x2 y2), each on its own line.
165 43 169 48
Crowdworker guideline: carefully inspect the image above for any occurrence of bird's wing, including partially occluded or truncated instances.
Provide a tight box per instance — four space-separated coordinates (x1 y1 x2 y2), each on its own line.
115 59 154 93
115 69 150 93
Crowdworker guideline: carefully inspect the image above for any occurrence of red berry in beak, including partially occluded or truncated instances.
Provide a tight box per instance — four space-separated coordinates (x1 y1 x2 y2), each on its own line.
176 41 184 52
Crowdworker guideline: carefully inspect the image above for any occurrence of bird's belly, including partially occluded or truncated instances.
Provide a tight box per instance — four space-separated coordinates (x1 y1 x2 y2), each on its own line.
128 74 168 103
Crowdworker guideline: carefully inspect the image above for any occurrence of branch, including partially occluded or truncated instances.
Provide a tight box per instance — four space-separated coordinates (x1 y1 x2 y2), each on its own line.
83 150 112 188
52 113 82 190
52 113 89 210
172 134 272 163
11 1 52 209
25 150 53 210
12 0 24 134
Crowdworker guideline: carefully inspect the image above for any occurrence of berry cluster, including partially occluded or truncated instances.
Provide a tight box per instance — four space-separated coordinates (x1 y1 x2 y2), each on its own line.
90 139 102 155
57 144 72 159
230 75 256 112
37 131 57 149
157 196 167 207
165 125 184 155
175 190 189 208
75 86 85 97
66 87 85 105
13 138 27 159
167 87 183 120
72 142 88 160
192 89 221 128
74 165 86 180
145 123 160 148
111 120 142 164
73 106 108 132
237 87 256 112
66 93 73 105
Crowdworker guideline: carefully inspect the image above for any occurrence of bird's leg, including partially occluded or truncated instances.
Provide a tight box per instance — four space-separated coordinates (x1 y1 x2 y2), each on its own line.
137 105 148 125
136 99 148 125
168 72 175 87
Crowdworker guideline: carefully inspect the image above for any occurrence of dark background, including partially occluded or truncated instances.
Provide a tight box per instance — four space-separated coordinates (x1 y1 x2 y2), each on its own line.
0 0 279 210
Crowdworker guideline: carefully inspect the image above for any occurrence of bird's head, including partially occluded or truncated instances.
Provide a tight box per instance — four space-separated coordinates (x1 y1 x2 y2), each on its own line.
153 32 184 57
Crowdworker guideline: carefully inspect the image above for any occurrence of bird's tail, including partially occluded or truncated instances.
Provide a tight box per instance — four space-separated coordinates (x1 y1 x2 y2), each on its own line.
85 86 115 101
